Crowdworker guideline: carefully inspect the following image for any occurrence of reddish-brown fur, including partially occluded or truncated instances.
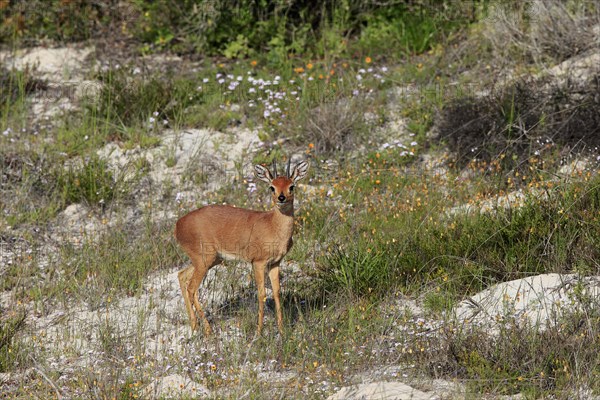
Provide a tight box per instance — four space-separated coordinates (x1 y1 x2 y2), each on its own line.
174 161 309 335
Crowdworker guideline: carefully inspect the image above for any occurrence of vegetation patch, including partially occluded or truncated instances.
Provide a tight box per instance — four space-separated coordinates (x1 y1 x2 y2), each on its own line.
0 0 128 43
0 310 26 373
314 165 600 307
0 66 46 107
56 156 116 207
423 309 600 396
484 1 600 63
437 73 600 171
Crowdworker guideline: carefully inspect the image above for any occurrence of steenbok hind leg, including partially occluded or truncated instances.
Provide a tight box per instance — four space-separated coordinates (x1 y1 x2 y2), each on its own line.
187 258 217 335
178 266 196 330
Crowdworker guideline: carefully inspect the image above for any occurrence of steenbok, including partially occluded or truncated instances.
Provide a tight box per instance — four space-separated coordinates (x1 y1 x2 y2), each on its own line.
174 159 309 335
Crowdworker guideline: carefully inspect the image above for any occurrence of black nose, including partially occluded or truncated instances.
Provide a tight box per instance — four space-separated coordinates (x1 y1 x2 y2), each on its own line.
278 194 286 202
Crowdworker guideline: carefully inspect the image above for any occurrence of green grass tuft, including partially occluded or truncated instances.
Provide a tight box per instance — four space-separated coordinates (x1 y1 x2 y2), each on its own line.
0 310 26 373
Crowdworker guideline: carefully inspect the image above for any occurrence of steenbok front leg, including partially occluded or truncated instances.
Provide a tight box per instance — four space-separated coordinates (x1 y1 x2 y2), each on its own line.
268 264 283 334
253 261 268 335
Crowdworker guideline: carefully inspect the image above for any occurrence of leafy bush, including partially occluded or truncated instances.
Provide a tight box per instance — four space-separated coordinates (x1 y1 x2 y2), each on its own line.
135 0 476 60
2 0 477 63
356 1 475 57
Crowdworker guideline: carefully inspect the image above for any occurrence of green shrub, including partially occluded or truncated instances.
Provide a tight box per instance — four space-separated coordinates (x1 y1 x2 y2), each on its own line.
56 156 116 207
322 245 392 297
92 67 198 129
356 2 474 57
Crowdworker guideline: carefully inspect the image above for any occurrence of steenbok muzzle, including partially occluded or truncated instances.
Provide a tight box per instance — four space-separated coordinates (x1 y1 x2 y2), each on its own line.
174 160 309 335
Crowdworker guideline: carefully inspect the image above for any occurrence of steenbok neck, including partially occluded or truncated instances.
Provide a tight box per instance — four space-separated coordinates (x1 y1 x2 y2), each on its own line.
274 201 294 217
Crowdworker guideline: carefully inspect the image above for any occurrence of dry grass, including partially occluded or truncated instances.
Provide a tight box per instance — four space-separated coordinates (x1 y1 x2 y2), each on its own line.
297 97 371 154
437 72 600 172
484 1 600 63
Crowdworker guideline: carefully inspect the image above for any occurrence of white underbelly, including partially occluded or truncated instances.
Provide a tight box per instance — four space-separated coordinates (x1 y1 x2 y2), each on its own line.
218 251 244 261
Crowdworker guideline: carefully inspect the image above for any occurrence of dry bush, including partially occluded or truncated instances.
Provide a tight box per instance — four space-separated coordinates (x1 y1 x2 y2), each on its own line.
484 0 600 63
293 97 370 154
436 72 600 170
427 310 600 395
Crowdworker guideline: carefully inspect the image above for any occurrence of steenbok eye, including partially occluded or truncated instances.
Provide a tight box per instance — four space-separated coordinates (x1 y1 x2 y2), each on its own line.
270 186 275 192
289 185 295 192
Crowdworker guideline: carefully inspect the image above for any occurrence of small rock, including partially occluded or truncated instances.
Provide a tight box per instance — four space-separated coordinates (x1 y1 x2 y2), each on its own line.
0 372 10 385
61 203 88 221
327 381 437 400
558 159 589 177
5 46 94 81
545 51 600 86
144 374 210 398
454 273 600 332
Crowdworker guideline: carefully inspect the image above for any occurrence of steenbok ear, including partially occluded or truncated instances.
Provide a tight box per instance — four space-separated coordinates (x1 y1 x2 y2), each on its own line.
254 164 274 184
290 161 309 183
